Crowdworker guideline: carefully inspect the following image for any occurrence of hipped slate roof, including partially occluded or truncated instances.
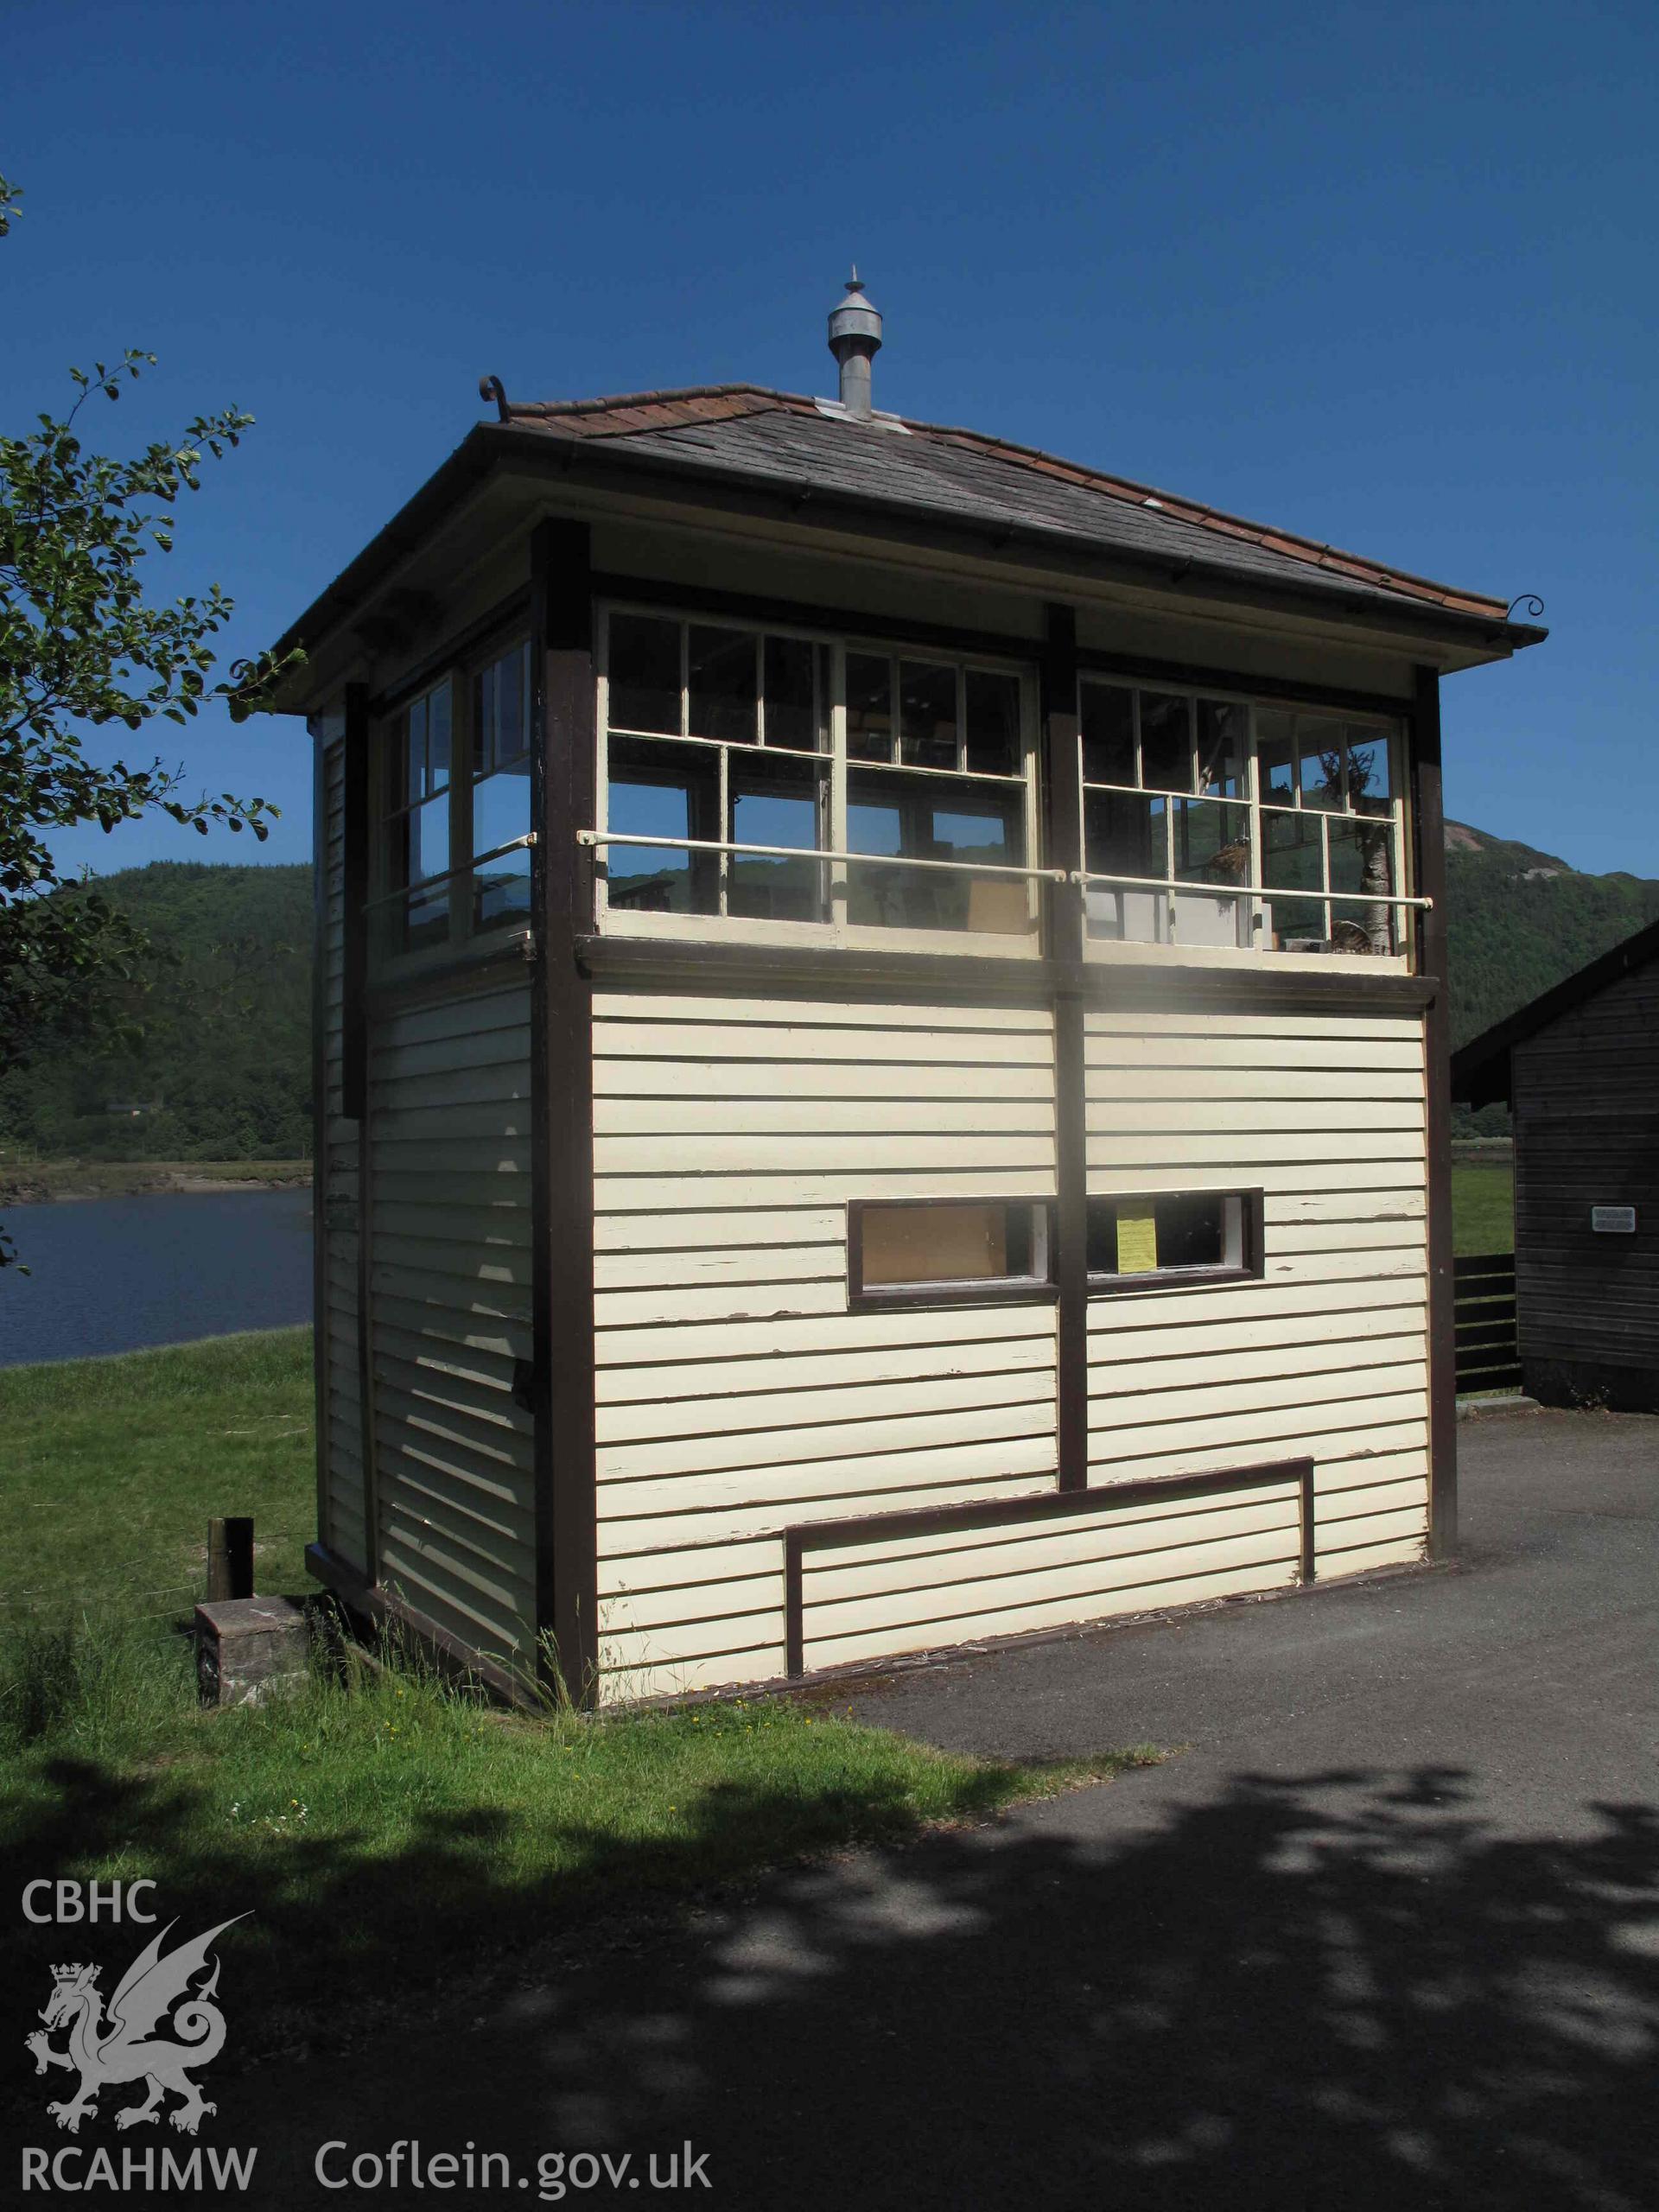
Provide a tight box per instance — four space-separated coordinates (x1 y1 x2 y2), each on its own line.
1451 915 1659 1107
273 378 1548 674
493 381 1528 629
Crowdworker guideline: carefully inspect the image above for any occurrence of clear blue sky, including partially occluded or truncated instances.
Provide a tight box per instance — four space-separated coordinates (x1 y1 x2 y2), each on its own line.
7 0 1654 878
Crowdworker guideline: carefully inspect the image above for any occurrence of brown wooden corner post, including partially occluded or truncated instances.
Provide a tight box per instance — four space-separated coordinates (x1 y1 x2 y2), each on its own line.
308 725 332 1558
1410 664 1458 1558
341 683 378 1578
530 519 600 1703
1042 603 1089 1492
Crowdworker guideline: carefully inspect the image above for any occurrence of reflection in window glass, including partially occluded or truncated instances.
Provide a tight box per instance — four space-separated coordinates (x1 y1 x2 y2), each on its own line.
474 643 529 777
964 670 1020 777
1328 819 1395 954
847 773 1027 934
1255 710 1295 804
606 735 719 914
1263 810 1325 943
474 771 528 860
1173 798 1251 886
471 645 531 931
899 661 959 771
405 693 430 804
1139 693 1192 794
688 626 757 745
608 613 680 735
728 756 827 923
399 799 450 950
474 841 530 931
389 679 454 952
846 653 893 762
763 636 821 752
426 683 452 791
1080 683 1135 787
409 798 449 886
1345 725 1393 817
858 1200 1050 1292
1197 701 1247 797
1084 791 1166 943
1298 715 1344 810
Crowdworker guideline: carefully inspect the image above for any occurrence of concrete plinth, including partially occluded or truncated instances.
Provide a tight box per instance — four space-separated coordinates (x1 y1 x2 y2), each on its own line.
195 1593 313 1706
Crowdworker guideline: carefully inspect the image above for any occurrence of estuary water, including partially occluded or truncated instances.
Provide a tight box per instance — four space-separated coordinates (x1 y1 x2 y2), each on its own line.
0 1187 314 1369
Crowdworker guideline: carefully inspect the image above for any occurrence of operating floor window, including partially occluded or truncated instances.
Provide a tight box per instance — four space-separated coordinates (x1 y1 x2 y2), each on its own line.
600 610 1037 936
603 613 830 919
472 642 531 931
385 678 454 951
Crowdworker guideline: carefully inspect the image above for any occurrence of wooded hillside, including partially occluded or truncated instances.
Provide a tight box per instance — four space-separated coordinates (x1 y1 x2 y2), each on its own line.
1444 821 1659 1046
1 828 1654 1164
0 862 311 1163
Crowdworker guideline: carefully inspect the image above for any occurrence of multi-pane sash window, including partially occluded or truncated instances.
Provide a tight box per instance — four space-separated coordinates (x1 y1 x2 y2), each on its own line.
600 609 1039 938
472 642 532 932
604 612 832 923
844 653 1029 932
378 639 532 959
387 678 454 952
1079 680 1404 955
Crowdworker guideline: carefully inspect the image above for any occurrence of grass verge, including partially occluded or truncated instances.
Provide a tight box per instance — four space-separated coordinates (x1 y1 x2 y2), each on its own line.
0 1332 1160 2059
1452 1163 1514 1255
0 1328 315 1622
0 1617 1154 2060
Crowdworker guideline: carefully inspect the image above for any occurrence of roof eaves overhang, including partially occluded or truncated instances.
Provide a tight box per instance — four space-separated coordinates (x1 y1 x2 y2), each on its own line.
270 420 1548 713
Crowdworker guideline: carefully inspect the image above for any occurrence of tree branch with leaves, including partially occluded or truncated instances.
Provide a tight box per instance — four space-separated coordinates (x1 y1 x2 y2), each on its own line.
0 170 303 1266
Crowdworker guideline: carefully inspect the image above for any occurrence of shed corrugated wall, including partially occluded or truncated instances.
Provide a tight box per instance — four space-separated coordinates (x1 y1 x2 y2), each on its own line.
365 978 539 1674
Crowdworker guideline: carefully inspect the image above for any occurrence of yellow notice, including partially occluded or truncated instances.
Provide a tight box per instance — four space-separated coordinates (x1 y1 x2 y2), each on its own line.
1115 1205 1160 1275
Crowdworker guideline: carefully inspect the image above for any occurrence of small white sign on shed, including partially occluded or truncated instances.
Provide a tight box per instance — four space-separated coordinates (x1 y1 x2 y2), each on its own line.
1591 1205 1637 1235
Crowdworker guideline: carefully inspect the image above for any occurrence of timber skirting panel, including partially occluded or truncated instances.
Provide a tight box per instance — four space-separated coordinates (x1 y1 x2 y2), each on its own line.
784 1458 1316 1677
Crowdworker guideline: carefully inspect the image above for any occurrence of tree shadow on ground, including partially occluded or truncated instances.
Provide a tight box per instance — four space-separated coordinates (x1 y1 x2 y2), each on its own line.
4 1756 1656 2209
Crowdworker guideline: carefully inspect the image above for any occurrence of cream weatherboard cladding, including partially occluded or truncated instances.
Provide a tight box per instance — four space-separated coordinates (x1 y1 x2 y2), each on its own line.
796 1470 1307 1673
583 988 1430 1700
364 980 538 1669
1084 1007 1431 1575
317 736 368 1573
591 988 1061 1699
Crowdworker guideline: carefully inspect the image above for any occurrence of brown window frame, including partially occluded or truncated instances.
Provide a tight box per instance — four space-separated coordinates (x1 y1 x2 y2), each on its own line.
1085 1188 1265 1296
846 1196 1059 1312
370 627 534 973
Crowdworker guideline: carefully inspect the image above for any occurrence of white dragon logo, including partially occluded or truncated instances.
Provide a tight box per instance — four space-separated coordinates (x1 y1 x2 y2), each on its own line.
26 1916 246 2137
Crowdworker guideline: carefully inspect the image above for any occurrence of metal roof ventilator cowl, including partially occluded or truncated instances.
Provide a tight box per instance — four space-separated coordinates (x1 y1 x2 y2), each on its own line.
827 270 882 420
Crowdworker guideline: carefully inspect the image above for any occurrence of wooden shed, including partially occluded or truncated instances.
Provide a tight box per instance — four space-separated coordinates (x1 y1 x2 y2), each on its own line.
270 280 1545 1704
1452 919 1659 1411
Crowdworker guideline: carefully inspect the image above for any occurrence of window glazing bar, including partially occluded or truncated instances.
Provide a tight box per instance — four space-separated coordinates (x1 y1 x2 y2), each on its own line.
580 829 1068 884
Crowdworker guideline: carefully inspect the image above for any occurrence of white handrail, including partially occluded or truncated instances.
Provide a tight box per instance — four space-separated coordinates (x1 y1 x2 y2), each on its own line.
363 834 537 913
1070 868 1432 912
579 829 1067 884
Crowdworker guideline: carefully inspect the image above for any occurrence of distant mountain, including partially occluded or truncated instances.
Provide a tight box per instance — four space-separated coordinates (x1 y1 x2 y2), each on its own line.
3 830 1655 1164
1443 820 1659 1050
0 862 312 1166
